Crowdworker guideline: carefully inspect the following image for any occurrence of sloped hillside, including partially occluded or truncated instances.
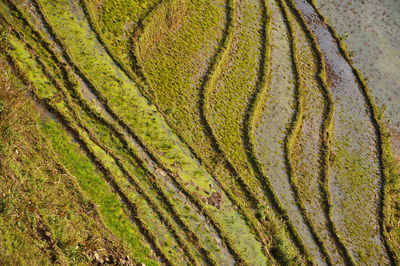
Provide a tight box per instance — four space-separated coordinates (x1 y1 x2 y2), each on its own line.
0 0 399 265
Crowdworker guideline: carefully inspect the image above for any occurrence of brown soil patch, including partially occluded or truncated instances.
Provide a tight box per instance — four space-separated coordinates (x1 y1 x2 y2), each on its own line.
207 191 222 209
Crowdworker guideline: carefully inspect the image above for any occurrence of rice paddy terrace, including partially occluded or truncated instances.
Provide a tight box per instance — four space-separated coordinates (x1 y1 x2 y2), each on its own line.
0 0 399 265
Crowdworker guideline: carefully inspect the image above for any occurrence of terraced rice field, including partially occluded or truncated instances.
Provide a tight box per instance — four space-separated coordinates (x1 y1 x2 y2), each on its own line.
0 0 399 264
315 0 400 162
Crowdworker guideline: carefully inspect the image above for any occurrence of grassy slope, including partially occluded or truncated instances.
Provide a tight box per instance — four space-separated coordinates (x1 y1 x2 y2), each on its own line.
23 1 214 262
40 120 159 266
39 0 221 209
4 0 247 264
0 54 150 265
1 3 193 263
0 6 169 263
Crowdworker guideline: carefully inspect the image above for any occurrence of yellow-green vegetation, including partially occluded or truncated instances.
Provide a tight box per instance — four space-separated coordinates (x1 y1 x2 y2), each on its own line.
135 0 225 148
0 0 272 264
1 25 178 264
84 0 160 61
0 6 201 263
134 0 302 263
0 54 149 265
205 0 266 201
0 2 225 263
34 0 270 263
1 0 399 264
21 2 222 261
41 119 159 266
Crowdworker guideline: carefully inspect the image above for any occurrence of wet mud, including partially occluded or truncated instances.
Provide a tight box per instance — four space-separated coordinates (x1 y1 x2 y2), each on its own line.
295 0 390 263
315 0 400 159
254 0 326 263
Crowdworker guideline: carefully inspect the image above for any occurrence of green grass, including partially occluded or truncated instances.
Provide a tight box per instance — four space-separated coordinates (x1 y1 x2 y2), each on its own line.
4 0 266 263
39 0 216 200
1 14 185 263
40 120 158 266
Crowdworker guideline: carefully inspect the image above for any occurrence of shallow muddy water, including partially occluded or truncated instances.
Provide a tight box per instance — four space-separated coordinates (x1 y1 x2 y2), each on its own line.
289 6 344 264
295 0 389 263
315 0 400 160
254 0 326 263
